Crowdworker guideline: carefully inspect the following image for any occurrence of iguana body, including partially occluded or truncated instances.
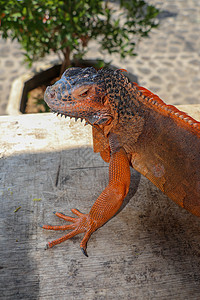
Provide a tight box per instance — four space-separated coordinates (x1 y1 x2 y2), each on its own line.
43 67 200 256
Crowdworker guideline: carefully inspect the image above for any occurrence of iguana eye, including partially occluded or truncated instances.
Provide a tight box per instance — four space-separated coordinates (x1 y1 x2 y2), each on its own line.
79 88 89 97
80 90 89 96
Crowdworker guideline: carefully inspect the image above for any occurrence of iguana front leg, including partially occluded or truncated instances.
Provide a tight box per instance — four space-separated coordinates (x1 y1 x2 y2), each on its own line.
41 146 130 256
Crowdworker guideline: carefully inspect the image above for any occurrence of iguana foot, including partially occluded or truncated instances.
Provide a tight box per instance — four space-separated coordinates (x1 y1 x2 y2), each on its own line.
41 209 95 257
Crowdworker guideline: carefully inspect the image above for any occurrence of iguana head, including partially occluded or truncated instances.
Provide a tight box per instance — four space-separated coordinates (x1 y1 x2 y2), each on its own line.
45 66 135 125
44 67 114 127
44 67 146 151
44 66 143 146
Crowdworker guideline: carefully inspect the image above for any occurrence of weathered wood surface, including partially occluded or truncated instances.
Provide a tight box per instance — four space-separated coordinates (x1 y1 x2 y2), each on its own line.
0 106 200 300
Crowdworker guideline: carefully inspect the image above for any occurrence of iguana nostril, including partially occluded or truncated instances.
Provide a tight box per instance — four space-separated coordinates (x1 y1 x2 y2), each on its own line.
50 91 55 98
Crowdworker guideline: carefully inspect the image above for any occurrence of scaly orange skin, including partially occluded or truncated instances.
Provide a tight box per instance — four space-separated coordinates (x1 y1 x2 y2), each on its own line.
43 67 200 256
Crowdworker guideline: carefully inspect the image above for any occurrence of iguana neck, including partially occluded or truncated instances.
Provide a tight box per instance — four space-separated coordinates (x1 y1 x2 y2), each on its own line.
101 73 147 151
102 69 200 155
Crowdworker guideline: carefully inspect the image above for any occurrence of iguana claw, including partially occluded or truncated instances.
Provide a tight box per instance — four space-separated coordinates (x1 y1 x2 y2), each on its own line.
41 209 94 253
81 247 88 257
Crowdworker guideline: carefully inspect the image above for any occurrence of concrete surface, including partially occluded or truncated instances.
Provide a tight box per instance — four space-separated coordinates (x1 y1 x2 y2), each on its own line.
0 105 200 299
0 0 199 115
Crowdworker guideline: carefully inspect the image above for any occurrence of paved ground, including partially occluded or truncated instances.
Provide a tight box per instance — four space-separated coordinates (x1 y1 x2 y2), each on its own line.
0 0 199 115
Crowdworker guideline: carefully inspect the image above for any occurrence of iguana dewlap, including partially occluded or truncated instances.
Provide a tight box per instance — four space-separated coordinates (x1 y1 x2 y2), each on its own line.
43 67 200 256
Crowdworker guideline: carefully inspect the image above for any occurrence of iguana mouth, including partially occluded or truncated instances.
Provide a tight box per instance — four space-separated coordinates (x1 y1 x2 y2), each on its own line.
44 85 87 124
44 87 112 126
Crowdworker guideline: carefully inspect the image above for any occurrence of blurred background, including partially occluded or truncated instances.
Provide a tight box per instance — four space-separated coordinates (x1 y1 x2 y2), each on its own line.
0 0 199 115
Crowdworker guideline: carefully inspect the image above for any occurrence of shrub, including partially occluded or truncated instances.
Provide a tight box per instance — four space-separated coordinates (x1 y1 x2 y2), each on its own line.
0 0 159 73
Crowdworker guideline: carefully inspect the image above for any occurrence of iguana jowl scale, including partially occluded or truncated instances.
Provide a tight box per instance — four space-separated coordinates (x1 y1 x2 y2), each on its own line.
43 67 200 256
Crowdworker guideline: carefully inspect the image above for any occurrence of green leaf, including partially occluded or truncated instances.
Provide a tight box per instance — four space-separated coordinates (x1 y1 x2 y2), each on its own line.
0 0 159 65
14 206 21 213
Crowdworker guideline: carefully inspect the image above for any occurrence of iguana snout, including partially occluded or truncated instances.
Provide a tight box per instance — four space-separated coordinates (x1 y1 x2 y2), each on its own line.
44 67 112 125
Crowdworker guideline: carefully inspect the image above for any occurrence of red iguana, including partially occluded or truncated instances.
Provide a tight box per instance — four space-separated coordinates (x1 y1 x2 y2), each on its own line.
43 67 200 256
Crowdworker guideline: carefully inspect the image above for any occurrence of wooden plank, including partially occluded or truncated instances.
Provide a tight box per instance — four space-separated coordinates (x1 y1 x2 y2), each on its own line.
0 108 200 299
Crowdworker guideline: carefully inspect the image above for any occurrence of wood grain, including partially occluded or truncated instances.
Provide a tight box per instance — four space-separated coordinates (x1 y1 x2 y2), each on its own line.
0 107 200 299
